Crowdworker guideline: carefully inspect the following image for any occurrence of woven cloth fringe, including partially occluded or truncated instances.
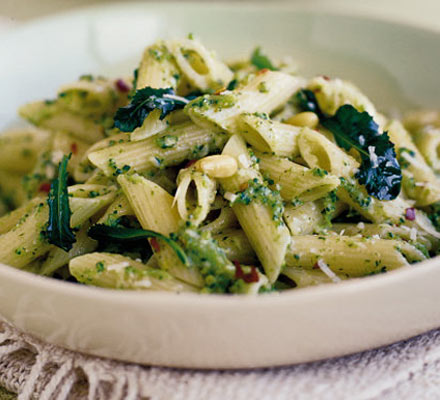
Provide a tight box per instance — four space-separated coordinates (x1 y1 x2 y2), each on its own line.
1 321 440 400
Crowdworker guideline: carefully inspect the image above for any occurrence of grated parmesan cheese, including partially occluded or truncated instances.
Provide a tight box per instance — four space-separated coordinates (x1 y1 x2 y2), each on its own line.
237 154 251 168
107 261 130 271
134 278 152 288
224 192 237 202
410 228 417 241
368 146 379 168
316 259 341 283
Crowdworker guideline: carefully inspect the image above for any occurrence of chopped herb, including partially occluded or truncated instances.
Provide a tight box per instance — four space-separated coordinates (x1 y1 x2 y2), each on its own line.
398 147 416 169
44 154 76 252
250 47 278 71
108 158 130 176
321 190 339 228
428 202 440 232
114 86 189 132
291 198 304 208
79 74 94 82
258 81 269 93
186 94 236 111
130 68 139 96
252 112 269 120
297 90 402 200
96 261 105 272
174 225 236 293
88 224 189 265
226 79 238 91
340 177 372 209
312 167 328 177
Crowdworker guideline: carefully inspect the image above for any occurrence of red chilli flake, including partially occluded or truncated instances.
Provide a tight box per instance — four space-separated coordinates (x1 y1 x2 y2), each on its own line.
312 262 320 270
233 260 259 283
150 238 161 253
38 182 51 193
322 75 331 81
70 142 78 155
115 79 130 93
185 159 197 168
257 68 269 75
405 207 416 221
214 87 226 95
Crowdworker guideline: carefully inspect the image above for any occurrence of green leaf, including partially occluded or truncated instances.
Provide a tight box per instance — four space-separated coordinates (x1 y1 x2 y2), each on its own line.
45 154 76 251
114 87 189 132
250 47 278 71
295 89 323 117
297 90 402 201
88 224 189 265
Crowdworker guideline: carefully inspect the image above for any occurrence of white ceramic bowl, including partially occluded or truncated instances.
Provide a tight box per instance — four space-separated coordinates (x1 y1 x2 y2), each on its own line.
0 2 439 369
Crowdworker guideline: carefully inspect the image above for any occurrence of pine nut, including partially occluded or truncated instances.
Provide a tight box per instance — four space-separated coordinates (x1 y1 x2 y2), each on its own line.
286 112 319 128
195 155 238 178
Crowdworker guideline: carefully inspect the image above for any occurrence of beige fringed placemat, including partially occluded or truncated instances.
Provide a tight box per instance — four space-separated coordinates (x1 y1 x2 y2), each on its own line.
1 321 440 400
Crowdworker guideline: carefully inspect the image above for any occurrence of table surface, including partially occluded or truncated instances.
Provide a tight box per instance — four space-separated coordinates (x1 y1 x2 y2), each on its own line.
0 1 439 399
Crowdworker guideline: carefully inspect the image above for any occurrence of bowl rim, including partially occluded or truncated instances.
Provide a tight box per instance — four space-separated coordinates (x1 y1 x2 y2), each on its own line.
0 1 439 308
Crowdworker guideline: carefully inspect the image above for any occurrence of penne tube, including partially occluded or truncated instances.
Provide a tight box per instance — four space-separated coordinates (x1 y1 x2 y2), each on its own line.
0 201 51 268
219 135 291 282
0 197 44 235
185 70 303 134
200 206 239 235
19 101 106 143
298 127 360 178
330 222 433 251
214 228 258 265
0 170 28 209
283 197 347 235
0 128 51 173
282 266 345 288
257 152 340 203
174 167 217 226
88 121 227 176
69 252 197 292
97 193 134 226
136 41 180 90
238 112 301 157
306 76 378 118
117 174 204 287
40 222 98 276
117 174 180 235
286 235 426 277
168 38 233 92
57 76 128 118
386 120 440 206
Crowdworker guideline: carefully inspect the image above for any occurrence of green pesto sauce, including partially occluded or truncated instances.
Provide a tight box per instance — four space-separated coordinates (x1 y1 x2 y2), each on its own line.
252 112 269 120
233 178 285 226
428 202 440 233
174 225 236 293
340 177 372 209
320 190 338 228
311 167 329 177
257 81 269 93
187 94 236 112
398 147 416 169
108 158 130 176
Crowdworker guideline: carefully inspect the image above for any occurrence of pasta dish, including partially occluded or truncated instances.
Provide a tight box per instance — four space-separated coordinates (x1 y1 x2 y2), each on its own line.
0 37 439 294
